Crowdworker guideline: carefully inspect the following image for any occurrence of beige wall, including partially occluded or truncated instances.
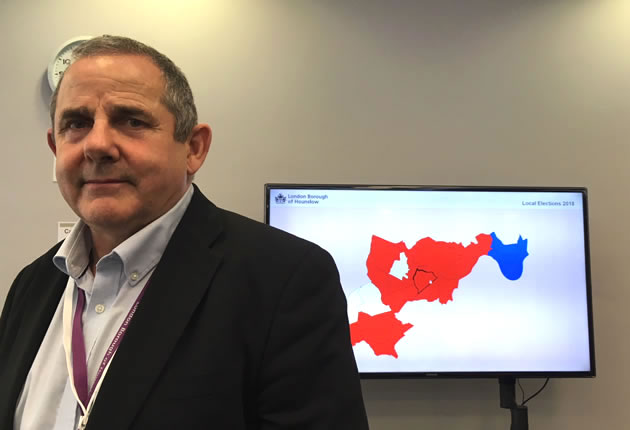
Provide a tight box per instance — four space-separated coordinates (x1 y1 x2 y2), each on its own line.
1 0 627 428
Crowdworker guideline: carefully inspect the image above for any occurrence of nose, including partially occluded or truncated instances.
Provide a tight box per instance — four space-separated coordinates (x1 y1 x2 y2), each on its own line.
83 119 120 163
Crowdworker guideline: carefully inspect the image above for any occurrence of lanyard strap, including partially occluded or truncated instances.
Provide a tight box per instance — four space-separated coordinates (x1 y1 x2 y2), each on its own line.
71 290 89 407
62 275 150 428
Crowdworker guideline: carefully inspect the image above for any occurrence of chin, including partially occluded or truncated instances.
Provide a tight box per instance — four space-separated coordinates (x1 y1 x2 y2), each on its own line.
78 203 144 232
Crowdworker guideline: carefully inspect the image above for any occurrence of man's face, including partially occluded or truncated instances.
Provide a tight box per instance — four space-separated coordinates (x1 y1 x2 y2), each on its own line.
49 54 192 237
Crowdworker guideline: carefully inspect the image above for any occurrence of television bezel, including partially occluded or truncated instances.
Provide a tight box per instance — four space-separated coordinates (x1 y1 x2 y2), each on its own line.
264 183 596 379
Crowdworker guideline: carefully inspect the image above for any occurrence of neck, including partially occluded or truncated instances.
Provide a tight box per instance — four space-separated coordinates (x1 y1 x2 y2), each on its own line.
88 227 135 273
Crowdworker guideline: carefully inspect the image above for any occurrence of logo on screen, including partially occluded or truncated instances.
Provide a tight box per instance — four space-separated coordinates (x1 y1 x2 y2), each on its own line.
275 193 287 204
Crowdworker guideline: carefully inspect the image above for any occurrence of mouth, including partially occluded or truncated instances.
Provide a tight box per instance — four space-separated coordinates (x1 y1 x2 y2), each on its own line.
82 175 132 184
85 179 126 184
82 178 131 189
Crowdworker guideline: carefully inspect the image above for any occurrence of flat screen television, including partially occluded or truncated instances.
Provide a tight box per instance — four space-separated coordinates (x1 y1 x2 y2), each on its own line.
265 184 595 378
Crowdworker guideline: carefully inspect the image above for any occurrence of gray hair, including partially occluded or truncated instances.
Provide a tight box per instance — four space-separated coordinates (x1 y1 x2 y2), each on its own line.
50 35 198 142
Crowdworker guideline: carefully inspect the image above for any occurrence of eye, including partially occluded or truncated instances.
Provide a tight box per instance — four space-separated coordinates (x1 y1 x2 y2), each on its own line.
127 118 145 128
59 118 92 133
68 119 91 129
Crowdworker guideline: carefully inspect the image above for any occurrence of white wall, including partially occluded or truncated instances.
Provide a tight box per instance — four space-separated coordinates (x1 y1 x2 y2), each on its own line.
1 0 628 428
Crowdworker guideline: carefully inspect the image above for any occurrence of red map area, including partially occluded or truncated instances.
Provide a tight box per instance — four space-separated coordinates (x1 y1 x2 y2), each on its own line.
367 234 492 311
351 234 493 357
350 311 413 358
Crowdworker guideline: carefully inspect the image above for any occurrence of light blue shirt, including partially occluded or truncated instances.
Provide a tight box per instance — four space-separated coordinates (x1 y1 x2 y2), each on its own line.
15 185 194 430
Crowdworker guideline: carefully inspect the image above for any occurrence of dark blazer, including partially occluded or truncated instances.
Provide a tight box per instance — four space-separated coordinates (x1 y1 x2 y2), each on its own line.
0 186 369 430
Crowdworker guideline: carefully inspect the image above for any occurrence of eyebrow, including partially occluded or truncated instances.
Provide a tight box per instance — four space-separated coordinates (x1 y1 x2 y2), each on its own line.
56 105 159 128
58 106 94 125
108 105 158 125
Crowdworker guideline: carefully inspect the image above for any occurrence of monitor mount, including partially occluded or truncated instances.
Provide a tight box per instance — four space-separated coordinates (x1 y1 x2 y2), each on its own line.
499 377 529 430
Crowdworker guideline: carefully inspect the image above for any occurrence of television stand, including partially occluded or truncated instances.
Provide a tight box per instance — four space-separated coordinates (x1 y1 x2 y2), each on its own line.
499 377 529 430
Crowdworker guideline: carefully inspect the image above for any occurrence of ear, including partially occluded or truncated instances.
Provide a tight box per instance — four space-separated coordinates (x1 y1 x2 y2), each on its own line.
47 128 57 156
186 124 212 176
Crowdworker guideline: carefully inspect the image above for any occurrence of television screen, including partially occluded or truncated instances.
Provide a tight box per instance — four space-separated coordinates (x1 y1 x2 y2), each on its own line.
265 185 595 378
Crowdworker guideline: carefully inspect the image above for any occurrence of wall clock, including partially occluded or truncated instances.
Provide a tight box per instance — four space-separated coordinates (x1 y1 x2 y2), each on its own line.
47 36 92 90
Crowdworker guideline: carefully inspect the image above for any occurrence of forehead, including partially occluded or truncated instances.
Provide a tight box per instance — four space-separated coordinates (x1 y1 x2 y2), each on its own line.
55 55 166 117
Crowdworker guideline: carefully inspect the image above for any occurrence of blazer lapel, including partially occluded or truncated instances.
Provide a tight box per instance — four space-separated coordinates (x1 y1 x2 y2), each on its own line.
86 187 224 430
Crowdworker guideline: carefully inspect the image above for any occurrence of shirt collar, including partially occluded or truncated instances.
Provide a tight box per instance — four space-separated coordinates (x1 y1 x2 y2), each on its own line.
53 221 92 279
53 185 194 284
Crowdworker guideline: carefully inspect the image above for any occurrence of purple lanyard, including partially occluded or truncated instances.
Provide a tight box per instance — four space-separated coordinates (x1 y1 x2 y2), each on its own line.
71 279 150 408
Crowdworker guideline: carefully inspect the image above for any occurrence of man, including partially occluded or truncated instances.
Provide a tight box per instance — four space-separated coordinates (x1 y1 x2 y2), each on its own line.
0 35 369 430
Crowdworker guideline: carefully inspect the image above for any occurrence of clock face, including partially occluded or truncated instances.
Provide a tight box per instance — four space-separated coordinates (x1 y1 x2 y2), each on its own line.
47 36 92 90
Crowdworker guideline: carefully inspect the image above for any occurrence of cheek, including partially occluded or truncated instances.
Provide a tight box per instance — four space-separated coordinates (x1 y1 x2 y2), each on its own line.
55 170 77 200
54 157 69 181
54 150 83 193
55 158 76 184
136 148 187 179
55 145 82 170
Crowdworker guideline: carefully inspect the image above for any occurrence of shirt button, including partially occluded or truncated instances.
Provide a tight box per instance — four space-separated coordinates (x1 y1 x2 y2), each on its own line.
95 304 106 314
130 272 139 281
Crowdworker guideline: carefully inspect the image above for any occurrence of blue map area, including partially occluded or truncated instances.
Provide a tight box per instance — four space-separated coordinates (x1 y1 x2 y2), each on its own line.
487 232 529 281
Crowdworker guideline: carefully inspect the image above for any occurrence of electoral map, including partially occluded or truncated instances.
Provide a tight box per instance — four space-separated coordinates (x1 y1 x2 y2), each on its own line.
349 233 528 358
